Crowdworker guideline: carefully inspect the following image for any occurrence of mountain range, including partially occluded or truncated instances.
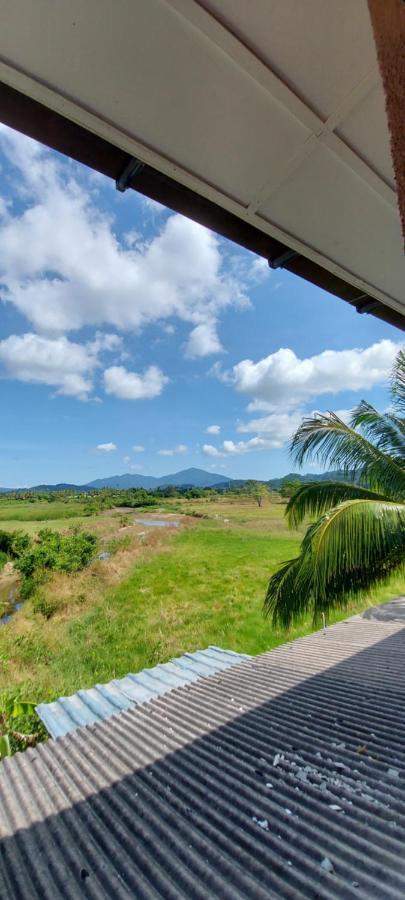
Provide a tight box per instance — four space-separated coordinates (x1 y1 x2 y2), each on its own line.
0 467 353 492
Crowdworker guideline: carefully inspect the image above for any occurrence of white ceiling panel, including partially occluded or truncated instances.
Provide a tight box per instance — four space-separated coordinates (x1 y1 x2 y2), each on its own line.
336 83 395 186
0 0 403 324
201 0 377 119
258 143 403 299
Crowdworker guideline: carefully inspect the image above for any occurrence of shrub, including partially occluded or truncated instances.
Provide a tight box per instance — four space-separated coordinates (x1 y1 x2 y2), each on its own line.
0 530 32 558
32 595 58 619
15 529 98 580
10 531 32 558
0 531 11 555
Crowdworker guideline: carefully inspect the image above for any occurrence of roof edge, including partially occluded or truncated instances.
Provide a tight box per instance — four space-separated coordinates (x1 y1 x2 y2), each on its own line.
0 80 403 331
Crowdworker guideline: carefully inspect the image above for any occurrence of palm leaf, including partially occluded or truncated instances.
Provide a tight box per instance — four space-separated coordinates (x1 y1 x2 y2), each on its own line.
391 348 405 414
311 499 405 605
286 480 389 528
0 734 11 759
350 400 405 463
264 556 312 627
265 499 405 627
290 412 405 499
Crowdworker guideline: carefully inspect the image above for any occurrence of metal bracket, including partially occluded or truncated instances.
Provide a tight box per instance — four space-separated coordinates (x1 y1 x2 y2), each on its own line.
116 157 145 192
356 298 379 315
268 249 300 269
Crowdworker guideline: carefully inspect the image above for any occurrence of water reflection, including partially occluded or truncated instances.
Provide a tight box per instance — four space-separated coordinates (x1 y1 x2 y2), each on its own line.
135 519 180 528
0 579 21 625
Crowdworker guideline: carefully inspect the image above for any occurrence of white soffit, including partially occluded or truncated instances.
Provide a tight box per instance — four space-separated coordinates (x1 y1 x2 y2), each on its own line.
0 0 403 318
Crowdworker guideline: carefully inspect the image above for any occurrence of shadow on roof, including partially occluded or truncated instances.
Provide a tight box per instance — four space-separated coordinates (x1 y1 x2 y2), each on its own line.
1 621 405 898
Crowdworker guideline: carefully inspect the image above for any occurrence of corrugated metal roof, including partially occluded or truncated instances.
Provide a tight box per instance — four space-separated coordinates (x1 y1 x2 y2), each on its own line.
1 602 405 899
36 647 252 738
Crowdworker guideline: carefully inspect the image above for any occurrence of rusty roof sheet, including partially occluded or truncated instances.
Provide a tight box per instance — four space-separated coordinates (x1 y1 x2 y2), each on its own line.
1 601 405 898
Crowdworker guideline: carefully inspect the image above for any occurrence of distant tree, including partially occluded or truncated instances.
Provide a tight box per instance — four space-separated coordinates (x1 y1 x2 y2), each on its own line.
156 485 178 498
280 479 301 499
254 483 270 507
244 480 270 507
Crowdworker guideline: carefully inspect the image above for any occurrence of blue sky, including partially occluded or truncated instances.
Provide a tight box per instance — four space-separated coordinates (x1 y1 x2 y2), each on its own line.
0 124 402 487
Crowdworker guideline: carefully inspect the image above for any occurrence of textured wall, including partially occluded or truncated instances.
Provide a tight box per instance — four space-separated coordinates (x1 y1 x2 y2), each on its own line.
368 0 405 244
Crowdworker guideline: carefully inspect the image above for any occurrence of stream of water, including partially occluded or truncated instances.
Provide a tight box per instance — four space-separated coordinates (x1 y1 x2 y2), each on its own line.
135 519 180 528
0 578 21 625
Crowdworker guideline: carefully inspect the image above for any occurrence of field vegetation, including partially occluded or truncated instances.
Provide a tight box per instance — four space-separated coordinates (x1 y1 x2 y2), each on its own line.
0 485 402 755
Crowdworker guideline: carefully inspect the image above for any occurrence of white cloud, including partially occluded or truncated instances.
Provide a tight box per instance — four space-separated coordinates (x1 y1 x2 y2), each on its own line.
132 445 145 453
104 365 169 400
0 331 119 399
206 424 221 435
204 408 353 458
123 455 131 463
249 256 270 282
142 197 167 216
226 340 400 412
158 444 188 457
203 437 278 457
237 410 303 446
185 321 224 358
96 442 117 452
0 126 252 355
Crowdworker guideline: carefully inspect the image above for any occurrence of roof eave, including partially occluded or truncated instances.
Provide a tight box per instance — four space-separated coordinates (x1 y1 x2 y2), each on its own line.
1 80 403 331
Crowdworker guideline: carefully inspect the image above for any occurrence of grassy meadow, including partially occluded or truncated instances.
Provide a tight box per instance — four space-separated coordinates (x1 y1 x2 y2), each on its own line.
0 498 91 533
0 494 403 718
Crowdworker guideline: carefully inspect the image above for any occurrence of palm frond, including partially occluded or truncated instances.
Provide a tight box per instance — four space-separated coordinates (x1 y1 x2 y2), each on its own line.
286 480 388 528
290 412 405 499
264 556 312 627
350 400 405 463
265 499 405 628
391 348 405 414
311 499 405 605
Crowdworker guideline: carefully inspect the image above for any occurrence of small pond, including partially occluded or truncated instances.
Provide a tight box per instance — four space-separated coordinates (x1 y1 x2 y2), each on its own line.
135 519 180 528
0 578 22 625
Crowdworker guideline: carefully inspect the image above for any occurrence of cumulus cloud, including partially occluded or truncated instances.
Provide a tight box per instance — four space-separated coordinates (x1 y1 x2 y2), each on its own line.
132 445 145 453
203 437 279 457
237 410 304 443
96 442 117 452
207 341 402 455
123 455 131 464
185 322 224 358
224 340 400 412
158 444 188 457
0 331 119 399
104 365 168 400
0 126 253 355
206 424 221 435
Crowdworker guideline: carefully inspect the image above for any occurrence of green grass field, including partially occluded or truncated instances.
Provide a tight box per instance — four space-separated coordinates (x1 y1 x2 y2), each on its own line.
0 498 403 711
0 499 90 532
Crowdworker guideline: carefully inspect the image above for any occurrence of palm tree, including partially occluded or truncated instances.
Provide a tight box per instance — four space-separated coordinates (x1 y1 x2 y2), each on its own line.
265 349 405 627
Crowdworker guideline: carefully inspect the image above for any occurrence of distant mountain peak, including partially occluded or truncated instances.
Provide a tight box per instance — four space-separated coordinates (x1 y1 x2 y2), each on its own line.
85 467 231 490
0 468 351 493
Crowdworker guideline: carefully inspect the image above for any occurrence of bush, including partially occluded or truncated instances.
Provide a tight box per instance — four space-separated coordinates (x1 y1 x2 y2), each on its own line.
19 570 46 600
15 529 98 580
10 532 32 558
0 531 11 555
32 595 58 619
